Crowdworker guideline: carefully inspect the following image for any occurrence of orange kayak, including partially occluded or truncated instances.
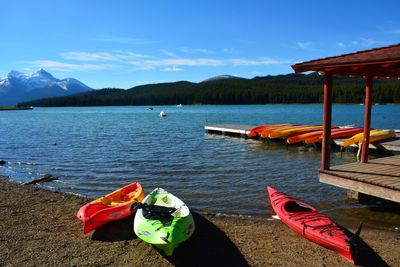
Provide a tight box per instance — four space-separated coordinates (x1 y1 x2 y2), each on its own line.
288 129 325 144
305 128 364 144
247 124 291 138
288 127 355 144
260 124 301 138
76 182 144 234
268 125 323 139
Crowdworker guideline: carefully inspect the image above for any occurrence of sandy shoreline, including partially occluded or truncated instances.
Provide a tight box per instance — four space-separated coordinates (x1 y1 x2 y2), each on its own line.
0 175 398 267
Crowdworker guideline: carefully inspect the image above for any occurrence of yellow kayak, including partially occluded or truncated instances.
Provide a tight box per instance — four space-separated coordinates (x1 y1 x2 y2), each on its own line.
341 129 396 148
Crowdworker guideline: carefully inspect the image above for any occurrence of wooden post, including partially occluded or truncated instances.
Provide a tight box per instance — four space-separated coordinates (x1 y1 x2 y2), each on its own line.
321 74 333 170
362 76 373 163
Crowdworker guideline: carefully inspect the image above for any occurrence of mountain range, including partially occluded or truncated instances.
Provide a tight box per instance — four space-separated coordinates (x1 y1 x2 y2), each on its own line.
0 69 93 106
18 72 400 106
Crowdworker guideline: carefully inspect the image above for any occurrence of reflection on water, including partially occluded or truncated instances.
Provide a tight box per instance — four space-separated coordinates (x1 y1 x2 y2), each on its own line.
0 105 399 230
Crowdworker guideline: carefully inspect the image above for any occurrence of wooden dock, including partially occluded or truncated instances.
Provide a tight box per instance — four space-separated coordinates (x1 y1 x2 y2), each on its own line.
320 155 400 202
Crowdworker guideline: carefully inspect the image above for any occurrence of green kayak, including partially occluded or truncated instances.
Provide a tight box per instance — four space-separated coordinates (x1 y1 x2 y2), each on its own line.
133 188 195 256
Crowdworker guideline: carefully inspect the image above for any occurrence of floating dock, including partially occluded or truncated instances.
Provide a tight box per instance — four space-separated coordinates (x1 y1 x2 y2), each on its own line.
204 124 400 151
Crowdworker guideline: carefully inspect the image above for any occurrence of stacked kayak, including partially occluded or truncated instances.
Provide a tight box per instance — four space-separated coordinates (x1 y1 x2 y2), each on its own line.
133 188 195 256
248 123 396 147
247 124 292 138
77 182 144 234
303 127 365 145
267 186 357 263
287 127 361 145
268 125 324 139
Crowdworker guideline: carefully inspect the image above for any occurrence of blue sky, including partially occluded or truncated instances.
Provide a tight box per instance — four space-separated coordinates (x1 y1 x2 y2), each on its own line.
1 0 400 89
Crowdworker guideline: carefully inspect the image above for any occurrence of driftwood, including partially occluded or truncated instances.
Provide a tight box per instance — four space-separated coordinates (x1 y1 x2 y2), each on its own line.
23 174 58 185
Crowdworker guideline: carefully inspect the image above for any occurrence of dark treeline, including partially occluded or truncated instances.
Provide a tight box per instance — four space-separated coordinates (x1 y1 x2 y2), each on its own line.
18 73 400 107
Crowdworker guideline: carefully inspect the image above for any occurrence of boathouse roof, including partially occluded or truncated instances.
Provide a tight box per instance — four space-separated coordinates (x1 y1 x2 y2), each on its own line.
292 43 400 77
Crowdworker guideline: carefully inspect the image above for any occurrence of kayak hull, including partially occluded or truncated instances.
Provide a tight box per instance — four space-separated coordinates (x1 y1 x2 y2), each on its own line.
77 182 144 234
304 127 364 144
267 186 355 263
268 125 323 139
287 127 358 144
134 188 195 256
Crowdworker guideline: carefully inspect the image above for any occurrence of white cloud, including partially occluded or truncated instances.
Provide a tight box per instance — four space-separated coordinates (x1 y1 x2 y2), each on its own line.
222 48 235 54
128 58 224 70
358 37 387 46
160 66 183 72
230 57 287 66
336 42 345 48
61 52 119 61
26 50 289 73
159 49 176 57
30 60 115 72
339 38 387 48
296 41 312 49
180 47 214 54
61 51 150 62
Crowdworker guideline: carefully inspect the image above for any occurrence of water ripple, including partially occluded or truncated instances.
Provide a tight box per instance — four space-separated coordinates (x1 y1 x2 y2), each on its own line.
1 105 400 228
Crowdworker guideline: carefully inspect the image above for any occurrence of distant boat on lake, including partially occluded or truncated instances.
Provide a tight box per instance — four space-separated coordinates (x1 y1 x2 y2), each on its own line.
177 104 183 107
160 110 167 117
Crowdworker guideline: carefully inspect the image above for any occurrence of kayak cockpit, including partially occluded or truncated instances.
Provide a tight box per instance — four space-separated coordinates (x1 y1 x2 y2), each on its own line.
284 201 314 213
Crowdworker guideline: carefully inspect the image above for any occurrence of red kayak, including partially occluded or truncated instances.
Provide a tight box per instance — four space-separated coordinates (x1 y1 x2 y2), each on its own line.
267 186 358 263
77 182 144 234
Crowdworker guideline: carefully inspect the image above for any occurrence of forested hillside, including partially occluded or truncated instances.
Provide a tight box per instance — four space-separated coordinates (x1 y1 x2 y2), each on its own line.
19 73 400 107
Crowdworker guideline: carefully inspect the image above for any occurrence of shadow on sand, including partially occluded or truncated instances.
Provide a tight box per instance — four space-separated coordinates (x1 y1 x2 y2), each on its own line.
91 216 136 241
164 212 248 267
91 211 248 266
339 227 389 267
355 238 389 267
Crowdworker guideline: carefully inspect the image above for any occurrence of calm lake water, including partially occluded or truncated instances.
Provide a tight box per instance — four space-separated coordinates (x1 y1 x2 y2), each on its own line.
1 105 399 229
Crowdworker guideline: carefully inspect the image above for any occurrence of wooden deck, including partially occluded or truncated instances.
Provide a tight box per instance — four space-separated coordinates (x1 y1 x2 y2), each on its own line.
320 155 400 203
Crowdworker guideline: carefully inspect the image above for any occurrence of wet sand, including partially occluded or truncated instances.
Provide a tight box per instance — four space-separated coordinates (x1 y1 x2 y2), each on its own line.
0 175 398 267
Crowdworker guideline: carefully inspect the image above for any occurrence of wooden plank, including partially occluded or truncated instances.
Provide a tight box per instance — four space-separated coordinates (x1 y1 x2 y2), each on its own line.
319 171 400 202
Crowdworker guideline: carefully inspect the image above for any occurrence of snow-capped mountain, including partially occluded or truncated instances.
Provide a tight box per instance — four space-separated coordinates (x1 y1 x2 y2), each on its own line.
201 75 245 83
0 69 93 106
